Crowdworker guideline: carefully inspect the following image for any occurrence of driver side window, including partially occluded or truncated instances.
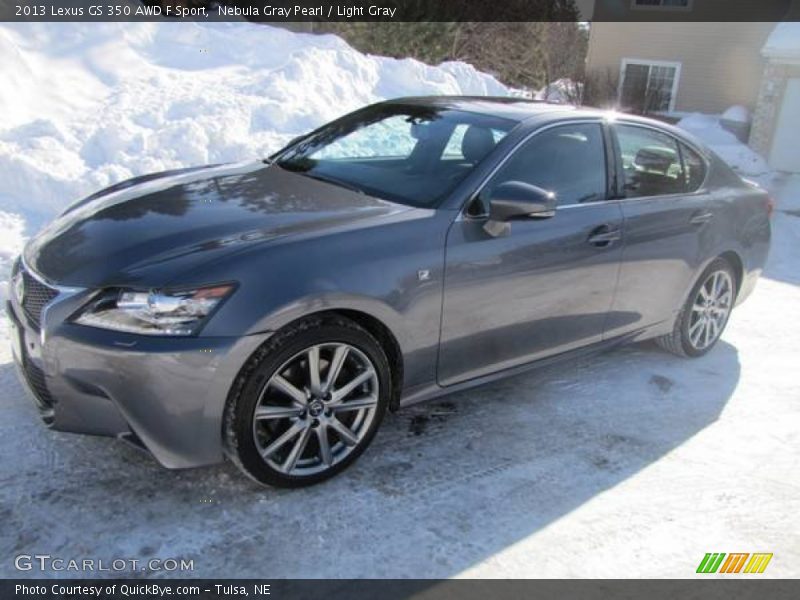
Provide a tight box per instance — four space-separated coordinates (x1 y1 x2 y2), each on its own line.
472 123 607 215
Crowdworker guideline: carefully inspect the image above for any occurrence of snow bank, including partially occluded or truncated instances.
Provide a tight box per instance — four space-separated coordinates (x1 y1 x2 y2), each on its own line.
0 21 510 301
721 105 750 125
534 78 580 105
677 112 772 186
0 22 509 230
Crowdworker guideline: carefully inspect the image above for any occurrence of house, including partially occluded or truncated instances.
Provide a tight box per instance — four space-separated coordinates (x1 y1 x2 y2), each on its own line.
586 22 773 115
585 2 800 172
751 23 800 172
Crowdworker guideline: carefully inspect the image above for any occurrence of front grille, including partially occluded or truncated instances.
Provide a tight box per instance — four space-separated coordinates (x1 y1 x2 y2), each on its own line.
21 354 55 410
20 269 59 330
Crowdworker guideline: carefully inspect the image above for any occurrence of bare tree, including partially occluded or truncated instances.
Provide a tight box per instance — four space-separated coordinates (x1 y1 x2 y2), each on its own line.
541 22 588 90
319 14 588 93
581 68 620 109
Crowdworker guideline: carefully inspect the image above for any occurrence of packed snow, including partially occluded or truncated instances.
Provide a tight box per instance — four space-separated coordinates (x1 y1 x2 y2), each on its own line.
721 104 750 124
0 21 509 308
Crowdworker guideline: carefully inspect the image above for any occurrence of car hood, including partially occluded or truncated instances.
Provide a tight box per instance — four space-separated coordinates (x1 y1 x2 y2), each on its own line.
24 161 413 288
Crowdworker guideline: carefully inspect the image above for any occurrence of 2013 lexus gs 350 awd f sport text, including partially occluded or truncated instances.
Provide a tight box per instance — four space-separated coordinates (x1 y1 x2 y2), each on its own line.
8 98 771 487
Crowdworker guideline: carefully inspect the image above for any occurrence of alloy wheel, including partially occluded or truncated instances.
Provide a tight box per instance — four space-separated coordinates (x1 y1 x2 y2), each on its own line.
252 342 380 476
687 269 734 351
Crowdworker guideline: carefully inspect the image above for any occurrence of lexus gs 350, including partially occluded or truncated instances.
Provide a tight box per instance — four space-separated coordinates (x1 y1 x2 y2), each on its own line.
8 97 771 486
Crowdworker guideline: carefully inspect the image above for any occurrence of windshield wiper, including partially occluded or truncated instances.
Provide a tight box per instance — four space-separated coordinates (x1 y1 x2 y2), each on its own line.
275 160 366 195
294 170 365 196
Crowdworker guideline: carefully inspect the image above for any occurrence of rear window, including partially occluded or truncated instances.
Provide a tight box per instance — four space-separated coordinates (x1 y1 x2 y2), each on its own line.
617 125 685 197
616 124 707 197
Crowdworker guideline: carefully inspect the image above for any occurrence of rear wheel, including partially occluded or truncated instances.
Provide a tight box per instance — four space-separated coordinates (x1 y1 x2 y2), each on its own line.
224 316 390 487
656 258 736 357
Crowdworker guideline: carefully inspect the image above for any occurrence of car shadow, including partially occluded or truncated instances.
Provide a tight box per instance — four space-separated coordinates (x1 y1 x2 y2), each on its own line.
0 339 739 579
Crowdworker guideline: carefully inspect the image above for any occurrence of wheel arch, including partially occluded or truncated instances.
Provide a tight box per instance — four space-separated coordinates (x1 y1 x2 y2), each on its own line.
330 309 404 411
668 248 745 335
242 306 406 412
717 250 744 294
682 249 744 305
657 251 741 357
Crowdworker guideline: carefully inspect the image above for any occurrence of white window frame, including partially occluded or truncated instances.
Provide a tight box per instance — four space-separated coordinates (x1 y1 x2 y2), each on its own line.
618 58 682 113
630 0 693 10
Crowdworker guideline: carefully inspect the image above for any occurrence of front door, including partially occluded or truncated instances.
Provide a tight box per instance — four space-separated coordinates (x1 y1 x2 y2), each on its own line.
437 121 624 386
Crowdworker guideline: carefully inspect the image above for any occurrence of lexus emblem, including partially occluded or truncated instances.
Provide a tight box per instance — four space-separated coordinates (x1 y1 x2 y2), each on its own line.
13 272 24 304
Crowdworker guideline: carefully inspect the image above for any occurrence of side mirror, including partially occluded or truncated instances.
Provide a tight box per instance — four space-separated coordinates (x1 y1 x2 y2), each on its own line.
483 181 557 237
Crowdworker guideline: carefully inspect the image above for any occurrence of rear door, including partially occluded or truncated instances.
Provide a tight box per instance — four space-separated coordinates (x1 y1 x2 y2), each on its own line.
437 121 624 386
605 122 714 338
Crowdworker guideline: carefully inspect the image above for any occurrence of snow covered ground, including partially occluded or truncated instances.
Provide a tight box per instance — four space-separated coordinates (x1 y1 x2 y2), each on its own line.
1 21 799 579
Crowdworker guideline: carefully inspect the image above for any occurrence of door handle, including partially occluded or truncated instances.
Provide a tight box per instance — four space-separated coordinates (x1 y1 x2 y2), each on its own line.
690 210 714 225
588 226 622 247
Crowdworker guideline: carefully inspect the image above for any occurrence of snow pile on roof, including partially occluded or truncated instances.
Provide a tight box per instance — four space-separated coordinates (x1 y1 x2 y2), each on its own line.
677 112 772 185
762 23 800 60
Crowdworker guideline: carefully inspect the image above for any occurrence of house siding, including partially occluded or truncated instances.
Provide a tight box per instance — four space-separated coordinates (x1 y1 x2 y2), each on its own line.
590 0 794 22
586 22 775 114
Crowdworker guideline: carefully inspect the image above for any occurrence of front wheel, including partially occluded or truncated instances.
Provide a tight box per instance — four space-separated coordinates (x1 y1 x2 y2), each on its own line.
656 258 737 357
224 316 391 487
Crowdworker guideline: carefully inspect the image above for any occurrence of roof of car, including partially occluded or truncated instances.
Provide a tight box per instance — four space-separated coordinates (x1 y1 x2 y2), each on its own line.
381 95 709 149
381 95 585 122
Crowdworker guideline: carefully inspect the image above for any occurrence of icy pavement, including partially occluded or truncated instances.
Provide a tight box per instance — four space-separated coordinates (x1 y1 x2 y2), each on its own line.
1 180 798 579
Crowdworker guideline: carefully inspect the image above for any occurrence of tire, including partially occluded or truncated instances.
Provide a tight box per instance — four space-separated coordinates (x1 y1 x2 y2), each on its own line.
655 258 737 358
224 315 391 487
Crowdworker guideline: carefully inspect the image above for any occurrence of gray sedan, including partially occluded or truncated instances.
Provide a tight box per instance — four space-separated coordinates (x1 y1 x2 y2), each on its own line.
7 97 772 486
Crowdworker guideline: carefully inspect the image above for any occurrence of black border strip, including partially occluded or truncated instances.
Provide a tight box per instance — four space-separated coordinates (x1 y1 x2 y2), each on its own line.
3 579 800 600
1 0 798 23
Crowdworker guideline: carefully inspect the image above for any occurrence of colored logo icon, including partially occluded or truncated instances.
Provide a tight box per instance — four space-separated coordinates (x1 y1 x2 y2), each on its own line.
697 553 773 574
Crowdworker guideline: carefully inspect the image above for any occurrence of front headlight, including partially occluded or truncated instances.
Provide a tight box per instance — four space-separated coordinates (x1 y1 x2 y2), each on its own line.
74 284 235 336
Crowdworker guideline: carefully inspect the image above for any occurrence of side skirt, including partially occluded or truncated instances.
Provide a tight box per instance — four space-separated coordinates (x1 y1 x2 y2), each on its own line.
398 331 642 409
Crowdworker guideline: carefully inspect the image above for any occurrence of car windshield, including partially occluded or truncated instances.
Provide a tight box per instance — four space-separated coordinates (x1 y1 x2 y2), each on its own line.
275 105 516 208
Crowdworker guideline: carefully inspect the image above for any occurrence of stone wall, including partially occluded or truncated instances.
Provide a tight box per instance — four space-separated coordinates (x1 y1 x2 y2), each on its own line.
750 61 800 156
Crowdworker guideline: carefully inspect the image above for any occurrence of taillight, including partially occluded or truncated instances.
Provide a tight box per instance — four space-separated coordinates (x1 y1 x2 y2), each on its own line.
765 195 775 219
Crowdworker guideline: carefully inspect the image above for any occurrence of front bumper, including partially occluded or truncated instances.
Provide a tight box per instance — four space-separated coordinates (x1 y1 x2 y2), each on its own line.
7 274 270 468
